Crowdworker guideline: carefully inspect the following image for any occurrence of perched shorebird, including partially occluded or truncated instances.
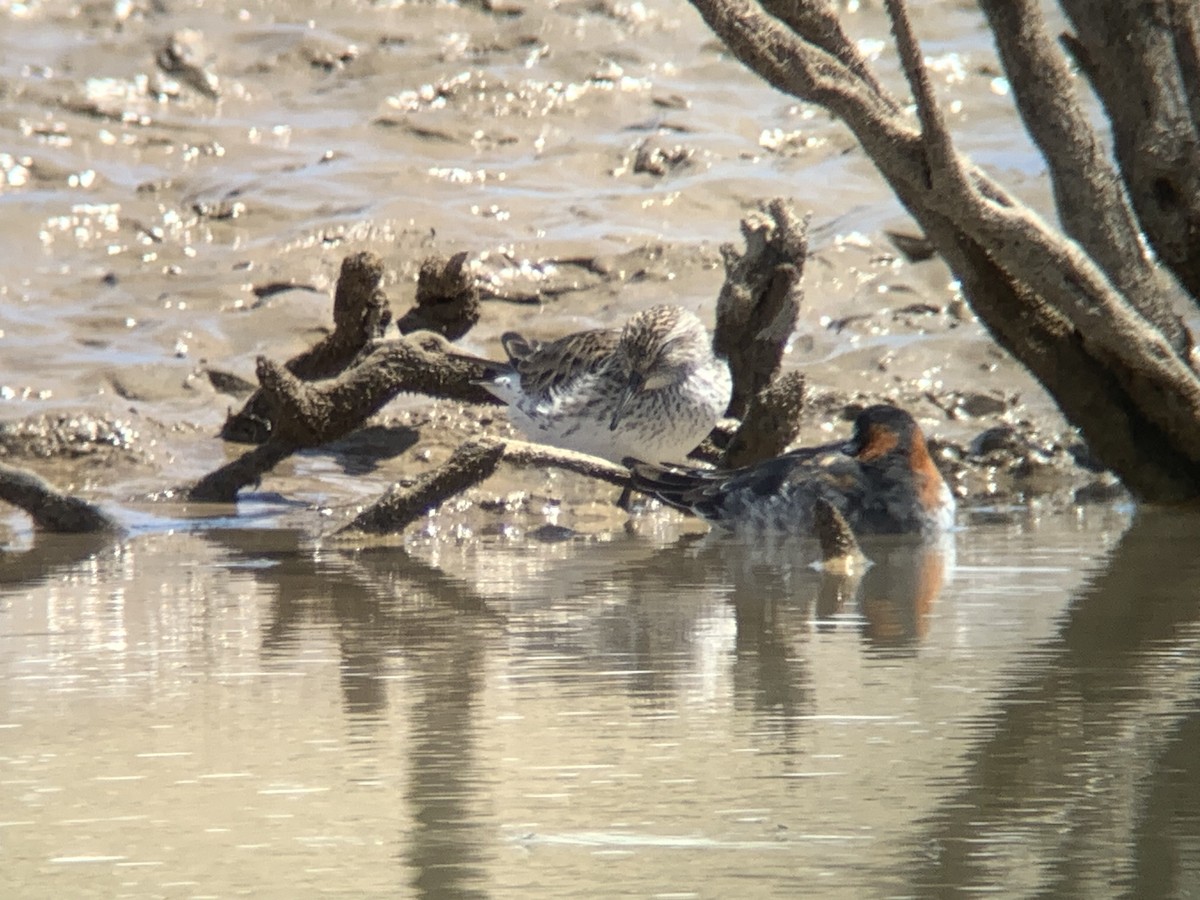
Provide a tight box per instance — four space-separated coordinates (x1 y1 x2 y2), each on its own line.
471 305 732 465
627 404 955 537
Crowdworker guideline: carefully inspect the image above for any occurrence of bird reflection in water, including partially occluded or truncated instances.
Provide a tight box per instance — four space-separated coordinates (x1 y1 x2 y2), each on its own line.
818 537 951 650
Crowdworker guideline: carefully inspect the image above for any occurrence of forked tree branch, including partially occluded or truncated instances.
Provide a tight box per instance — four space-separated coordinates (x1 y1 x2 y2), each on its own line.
688 0 1200 500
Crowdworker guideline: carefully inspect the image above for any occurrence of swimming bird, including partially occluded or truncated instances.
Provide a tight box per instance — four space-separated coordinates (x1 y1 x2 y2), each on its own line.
471 305 732 465
626 404 955 537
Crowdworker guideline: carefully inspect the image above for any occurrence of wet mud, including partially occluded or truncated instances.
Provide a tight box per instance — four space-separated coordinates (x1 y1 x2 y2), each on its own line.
0 0 1118 540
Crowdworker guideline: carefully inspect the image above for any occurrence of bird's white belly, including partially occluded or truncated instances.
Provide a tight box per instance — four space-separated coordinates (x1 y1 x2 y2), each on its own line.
508 373 721 465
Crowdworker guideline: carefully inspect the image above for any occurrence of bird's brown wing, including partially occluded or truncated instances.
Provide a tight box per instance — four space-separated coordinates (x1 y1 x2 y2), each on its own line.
501 327 621 398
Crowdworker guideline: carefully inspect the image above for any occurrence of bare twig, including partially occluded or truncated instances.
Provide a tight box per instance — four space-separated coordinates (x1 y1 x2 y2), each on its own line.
499 438 631 487
762 0 897 108
187 439 297 503
341 439 506 535
885 0 968 192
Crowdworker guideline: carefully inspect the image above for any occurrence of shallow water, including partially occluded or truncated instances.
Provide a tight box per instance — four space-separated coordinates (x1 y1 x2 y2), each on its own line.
5 504 1200 897
4 0 1200 896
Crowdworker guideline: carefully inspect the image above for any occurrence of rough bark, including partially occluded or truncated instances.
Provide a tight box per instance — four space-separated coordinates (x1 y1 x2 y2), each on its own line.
189 334 502 502
688 0 1200 501
719 369 805 468
0 462 119 533
342 439 506 535
979 0 1188 351
1059 0 1200 302
339 437 630 536
221 251 394 443
714 199 807 418
395 251 481 339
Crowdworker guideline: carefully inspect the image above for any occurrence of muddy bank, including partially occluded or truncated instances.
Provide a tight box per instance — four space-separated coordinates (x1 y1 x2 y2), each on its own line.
0 0 1120 538
0 234 1120 542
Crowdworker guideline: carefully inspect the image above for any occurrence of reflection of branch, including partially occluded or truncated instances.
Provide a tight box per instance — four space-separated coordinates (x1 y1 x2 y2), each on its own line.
0 529 117 587
0 462 118 533
907 510 1200 894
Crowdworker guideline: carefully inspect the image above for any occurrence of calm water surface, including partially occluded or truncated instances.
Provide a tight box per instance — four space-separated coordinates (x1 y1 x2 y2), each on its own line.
4 505 1199 898
3 0 1199 896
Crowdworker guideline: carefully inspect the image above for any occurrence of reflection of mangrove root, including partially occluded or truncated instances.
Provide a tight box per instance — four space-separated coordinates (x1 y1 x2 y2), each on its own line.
0 462 119 533
189 334 503 502
721 370 806 467
715 199 808 419
396 251 480 339
338 438 630 536
222 251 394 444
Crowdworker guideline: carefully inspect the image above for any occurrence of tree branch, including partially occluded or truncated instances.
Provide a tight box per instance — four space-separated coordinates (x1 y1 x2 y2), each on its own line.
189 333 502 502
1059 0 1200 302
714 199 807 418
338 437 630 536
0 462 119 533
688 0 1200 499
221 251 393 443
885 0 968 193
979 0 1189 353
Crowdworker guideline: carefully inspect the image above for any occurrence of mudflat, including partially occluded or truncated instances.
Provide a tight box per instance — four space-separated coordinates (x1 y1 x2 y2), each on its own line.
0 0 1112 534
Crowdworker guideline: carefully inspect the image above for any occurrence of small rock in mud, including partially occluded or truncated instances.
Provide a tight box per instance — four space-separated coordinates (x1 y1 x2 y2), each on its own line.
156 30 220 99
970 425 1023 456
630 139 694 177
529 523 576 542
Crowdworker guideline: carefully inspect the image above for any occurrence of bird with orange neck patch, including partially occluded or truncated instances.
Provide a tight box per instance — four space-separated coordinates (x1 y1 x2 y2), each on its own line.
626 404 955 537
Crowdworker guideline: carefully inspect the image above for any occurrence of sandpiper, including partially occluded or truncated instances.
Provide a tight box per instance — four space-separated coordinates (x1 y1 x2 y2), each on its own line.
472 305 732 465
627 404 955 537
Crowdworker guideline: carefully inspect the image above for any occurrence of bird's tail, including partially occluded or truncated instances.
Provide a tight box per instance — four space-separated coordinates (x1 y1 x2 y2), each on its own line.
624 457 713 514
